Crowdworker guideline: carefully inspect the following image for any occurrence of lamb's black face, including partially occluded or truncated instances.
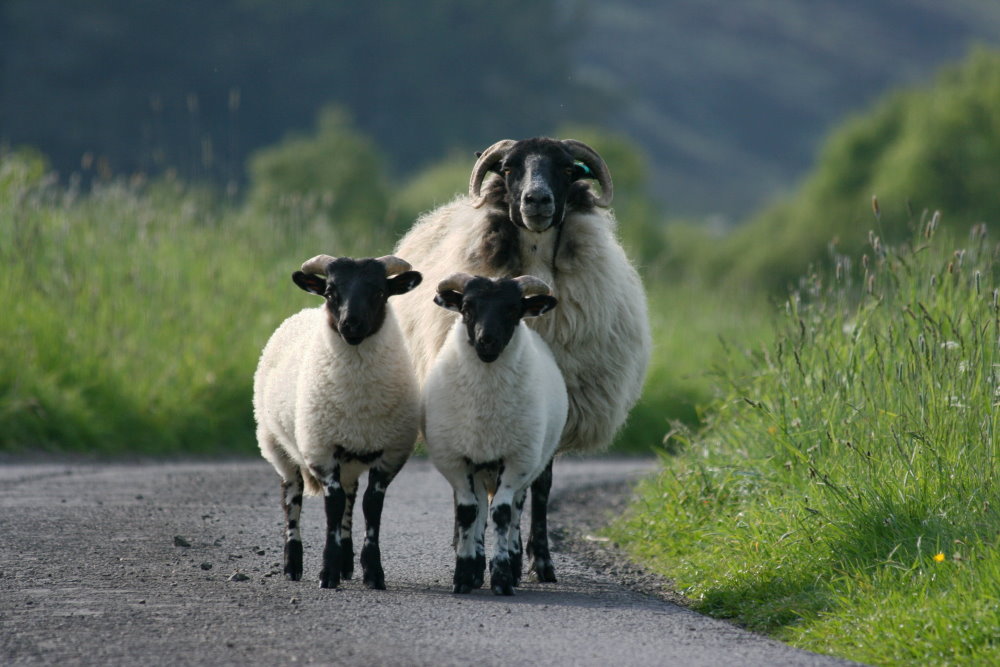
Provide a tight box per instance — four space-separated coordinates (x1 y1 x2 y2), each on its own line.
434 276 558 363
491 139 593 233
456 278 523 362
293 258 421 345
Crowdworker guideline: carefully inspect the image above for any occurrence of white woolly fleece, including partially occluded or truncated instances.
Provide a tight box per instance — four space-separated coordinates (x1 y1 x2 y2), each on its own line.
422 319 567 476
254 306 419 495
394 194 651 454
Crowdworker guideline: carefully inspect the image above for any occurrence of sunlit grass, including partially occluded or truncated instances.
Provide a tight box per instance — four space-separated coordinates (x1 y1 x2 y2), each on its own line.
610 211 1000 663
0 157 379 455
0 151 734 456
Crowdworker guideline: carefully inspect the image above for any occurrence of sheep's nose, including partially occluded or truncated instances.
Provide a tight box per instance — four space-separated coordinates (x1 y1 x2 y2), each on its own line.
341 315 362 332
523 190 553 207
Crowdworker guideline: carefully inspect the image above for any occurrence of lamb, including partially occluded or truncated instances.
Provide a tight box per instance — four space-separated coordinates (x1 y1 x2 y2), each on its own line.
253 253 423 589
422 273 567 595
394 137 652 582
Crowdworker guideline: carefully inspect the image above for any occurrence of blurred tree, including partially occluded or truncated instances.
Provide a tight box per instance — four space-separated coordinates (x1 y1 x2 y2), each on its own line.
719 47 1000 290
247 106 389 232
0 0 607 185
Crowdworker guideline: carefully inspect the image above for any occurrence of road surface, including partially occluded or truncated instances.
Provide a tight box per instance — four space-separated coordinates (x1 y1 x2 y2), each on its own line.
0 458 851 666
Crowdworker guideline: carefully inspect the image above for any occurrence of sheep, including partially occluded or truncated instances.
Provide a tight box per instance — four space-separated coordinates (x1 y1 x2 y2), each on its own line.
253 253 423 589
422 273 567 595
394 137 652 582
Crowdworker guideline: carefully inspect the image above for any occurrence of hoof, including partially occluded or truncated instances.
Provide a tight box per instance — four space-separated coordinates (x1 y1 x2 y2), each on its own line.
318 568 340 589
491 582 515 596
284 540 303 581
530 558 557 583
490 557 515 595
363 568 386 590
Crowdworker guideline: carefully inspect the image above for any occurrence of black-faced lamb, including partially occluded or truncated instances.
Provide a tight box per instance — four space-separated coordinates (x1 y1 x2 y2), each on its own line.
422 273 567 595
394 137 651 582
253 254 422 589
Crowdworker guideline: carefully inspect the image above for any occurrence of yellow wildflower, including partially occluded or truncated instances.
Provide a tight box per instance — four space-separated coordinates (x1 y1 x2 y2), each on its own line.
933 552 945 563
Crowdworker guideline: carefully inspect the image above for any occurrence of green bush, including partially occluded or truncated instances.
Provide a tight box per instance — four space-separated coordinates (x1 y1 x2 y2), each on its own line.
721 47 1000 290
247 106 395 246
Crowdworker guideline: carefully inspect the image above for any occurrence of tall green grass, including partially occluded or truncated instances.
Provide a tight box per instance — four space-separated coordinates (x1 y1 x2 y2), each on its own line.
0 150 735 456
0 153 386 455
613 282 772 454
611 209 1000 663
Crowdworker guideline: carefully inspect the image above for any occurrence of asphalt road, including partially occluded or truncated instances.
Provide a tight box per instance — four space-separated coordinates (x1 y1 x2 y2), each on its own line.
1 458 851 666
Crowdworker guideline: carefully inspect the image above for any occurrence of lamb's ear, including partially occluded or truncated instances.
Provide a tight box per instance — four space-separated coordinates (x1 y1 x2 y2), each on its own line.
293 271 327 296
388 270 422 296
433 290 463 313
522 295 558 318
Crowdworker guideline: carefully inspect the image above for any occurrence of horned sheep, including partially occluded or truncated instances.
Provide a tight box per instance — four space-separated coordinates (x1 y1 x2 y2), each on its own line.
253 254 422 589
394 137 652 582
422 273 567 595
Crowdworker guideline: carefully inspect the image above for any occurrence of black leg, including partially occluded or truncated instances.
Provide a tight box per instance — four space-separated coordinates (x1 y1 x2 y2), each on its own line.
340 489 357 580
453 501 479 594
281 471 304 581
360 467 391 589
319 465 346 589
510 491 526 587
527 458 557 582
490 502 515 596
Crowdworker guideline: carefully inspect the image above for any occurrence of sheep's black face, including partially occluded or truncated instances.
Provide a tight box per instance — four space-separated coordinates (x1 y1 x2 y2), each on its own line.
293 259 422 345
492 139 593 233
435 277 557 363
456 278 523 362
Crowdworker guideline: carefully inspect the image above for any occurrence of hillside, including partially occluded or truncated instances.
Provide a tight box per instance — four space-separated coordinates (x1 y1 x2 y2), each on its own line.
576 0 1000 217
3 1 1000 220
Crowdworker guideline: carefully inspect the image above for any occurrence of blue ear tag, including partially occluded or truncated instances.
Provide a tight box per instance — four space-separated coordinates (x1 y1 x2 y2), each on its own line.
575 161 593 177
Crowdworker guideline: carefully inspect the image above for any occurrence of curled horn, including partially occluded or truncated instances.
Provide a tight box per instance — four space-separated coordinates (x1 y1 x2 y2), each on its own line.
300 254 338 275
561 139 614 207
513 275 553 298
437 272 475 295
468 139 517 208
376 255 412 277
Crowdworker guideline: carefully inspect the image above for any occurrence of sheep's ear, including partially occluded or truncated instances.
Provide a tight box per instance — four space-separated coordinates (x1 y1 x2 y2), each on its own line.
522 295 558 318
292 271 327 296
388 270 422 296
433 290 463 313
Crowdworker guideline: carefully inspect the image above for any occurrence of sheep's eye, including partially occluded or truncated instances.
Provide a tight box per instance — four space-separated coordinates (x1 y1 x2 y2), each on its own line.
502 168 512 176
374 290 385 301
565 167 574 176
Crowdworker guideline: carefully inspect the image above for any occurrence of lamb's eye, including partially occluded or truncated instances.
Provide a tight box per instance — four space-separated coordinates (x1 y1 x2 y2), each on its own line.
502 168 512 175
374 290 385 301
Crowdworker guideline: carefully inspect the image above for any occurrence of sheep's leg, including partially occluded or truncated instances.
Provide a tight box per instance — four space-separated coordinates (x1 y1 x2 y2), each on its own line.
490 469 530 596
527 457 557 582
339 475 360 581
280 469 305 581
442 462 481 594
317 464 346 589
358 462 396 590
510 488 527 587
472 470 492 589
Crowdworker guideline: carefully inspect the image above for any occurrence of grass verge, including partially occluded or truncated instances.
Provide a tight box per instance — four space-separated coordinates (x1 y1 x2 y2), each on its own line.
610 212 1000 664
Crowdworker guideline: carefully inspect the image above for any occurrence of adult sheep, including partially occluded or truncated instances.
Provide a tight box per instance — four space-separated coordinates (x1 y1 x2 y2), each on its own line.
393 137 652 582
